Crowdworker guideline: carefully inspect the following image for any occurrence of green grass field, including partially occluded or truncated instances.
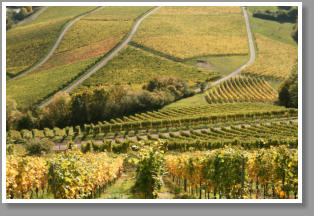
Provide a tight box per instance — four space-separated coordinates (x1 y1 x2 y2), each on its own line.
7 57 99 107
247 6 297 46
185 54 249 77
6 6 98 77
74 46 219 91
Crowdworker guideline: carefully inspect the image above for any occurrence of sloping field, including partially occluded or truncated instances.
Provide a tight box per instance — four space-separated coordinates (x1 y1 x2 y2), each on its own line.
6 57 99 107
247 6 297 46
131 6 249 59
205 76 277 104
108 102 292 125
7 7 153 107
6 6 98 77
75 46 219 91
242 33 297 79
33 6 153 72
6 102 297 142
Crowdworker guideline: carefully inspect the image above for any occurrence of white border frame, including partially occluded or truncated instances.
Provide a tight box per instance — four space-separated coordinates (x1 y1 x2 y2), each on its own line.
1 2 302 204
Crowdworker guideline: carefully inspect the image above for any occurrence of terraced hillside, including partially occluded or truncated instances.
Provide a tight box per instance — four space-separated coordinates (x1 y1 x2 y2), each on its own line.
205 76 277 104
131 6 249 59
6 6 98 78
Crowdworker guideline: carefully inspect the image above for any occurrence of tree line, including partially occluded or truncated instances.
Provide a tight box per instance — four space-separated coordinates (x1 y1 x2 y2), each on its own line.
7 76 194 131
6 6 37 30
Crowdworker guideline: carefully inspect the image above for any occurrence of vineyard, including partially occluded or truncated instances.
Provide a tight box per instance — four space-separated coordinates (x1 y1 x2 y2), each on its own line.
6 6 98 77
6 56 100 106
205 76 277 104
75 46 218 91
242 33 297 79
6 7 154 107
6 135 298 199
132 6 249 59
34 6 153 72
6 151 123 199
166 145 297 199
5 5 299 200
6 103 297 143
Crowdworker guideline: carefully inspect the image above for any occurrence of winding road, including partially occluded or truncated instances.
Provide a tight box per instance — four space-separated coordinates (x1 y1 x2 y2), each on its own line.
8 6 103 82
196 6 256 92
40 6 161 108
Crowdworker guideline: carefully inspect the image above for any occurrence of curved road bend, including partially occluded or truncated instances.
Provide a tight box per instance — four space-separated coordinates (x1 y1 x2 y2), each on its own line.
40 6 161 108
8 6 104 82
195 6 256 93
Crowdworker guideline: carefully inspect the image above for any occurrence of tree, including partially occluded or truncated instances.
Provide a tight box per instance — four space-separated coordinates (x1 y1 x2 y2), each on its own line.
6 97 21 130
278 64 298 108
291 20 298 43
17 111 38 130
26 6 32 13
200 82 207 92
43 91 71 128
21 7 28 15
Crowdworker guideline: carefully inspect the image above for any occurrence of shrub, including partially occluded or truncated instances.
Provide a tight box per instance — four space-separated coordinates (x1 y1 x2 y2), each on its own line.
21 129 33 139
32 129 45 138
81 141 91 153
25 138 54 156
44 128 55 138
7 130 22 141
74 126 81 136
67 141 74 150
278 64 298 108
65 126 74 137
6 144 15 155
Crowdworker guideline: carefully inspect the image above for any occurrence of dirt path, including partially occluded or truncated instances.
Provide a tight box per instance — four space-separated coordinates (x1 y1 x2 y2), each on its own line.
8 6 103 82
14 6 48 27
195 6 256 93
40 6 161 108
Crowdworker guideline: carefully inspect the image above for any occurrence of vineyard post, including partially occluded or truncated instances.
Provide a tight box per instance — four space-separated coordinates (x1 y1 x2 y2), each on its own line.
241 157 245 199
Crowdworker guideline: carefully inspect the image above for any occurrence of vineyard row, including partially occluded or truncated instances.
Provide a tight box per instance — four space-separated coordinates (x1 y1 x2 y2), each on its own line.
165 145 298 199
7 109 298 143
205 76 277 104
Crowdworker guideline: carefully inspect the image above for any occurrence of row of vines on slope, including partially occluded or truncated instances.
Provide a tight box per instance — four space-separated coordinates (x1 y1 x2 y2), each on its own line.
205 76 277 104
6 151 123 199
165 145 298 199
49 121 298 154
7 109 298 143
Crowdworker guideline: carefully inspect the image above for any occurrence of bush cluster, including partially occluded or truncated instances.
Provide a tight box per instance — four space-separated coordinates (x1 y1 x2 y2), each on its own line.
252 7 297 23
